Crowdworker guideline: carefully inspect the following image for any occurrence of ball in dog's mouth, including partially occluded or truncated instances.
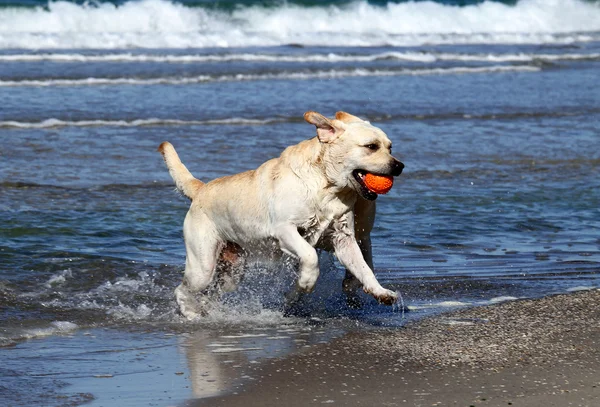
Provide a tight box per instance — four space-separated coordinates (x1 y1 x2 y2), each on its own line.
352 170 394 200
363 173 393 194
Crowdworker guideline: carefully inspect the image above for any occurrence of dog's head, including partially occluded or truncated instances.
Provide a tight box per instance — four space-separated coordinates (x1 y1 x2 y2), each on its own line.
304 111 404 201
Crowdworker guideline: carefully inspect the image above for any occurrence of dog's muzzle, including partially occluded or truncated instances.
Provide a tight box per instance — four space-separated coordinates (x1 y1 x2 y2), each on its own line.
391 159 404 176
352 159 404 201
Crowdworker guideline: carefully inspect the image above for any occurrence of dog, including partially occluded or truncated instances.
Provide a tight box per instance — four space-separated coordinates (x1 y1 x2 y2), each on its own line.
159 111 404 319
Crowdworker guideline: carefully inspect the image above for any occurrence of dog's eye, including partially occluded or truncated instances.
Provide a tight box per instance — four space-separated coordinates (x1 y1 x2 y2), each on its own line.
364 144 379 151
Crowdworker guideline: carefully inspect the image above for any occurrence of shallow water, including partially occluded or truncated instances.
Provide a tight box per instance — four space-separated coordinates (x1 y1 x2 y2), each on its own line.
1 0 600 405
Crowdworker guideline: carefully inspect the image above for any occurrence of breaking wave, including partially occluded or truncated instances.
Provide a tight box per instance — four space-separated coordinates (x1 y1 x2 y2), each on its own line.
0 65 540 87
0 117 281 129
0 0 599 49
1 51 598 63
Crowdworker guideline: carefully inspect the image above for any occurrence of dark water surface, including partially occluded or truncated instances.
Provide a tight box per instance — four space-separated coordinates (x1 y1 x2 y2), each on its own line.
1 0 600 405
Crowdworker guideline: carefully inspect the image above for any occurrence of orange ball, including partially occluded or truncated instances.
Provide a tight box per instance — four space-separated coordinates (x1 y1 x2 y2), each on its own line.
364 173 393 194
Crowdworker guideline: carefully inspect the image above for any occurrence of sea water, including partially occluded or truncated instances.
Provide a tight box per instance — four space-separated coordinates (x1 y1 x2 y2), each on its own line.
1 0 599 404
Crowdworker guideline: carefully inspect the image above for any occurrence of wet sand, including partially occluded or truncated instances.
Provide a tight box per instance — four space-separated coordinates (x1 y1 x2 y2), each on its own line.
192 289 600 406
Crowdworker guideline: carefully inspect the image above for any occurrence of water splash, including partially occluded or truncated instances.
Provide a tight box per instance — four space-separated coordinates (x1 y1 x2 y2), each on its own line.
1 0 599 48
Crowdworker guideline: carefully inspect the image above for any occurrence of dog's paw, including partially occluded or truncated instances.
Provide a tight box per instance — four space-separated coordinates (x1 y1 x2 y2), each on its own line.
175 285 207 320
297 276 318 293
378 291 398 306
366 287 397 306
178 306 202 320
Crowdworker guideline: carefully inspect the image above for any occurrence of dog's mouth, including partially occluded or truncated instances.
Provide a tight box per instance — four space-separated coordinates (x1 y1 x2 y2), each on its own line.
352 170 380 201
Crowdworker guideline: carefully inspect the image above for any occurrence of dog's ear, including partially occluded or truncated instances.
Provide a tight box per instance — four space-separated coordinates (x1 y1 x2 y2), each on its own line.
335 111 364 123
304 111 346 143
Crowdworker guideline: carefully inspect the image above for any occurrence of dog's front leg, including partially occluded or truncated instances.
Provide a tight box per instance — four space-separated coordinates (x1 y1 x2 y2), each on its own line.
343 198 376 305
333 217 397 305
276 224 320 293
336 237 397 305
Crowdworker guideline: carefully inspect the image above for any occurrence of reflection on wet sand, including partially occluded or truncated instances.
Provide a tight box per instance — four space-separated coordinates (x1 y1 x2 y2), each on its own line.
180 324 347 399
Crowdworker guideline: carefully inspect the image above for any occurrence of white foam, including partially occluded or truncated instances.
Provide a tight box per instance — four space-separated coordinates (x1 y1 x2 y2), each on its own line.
22 321 79 339
0 117 277 129
2 51 596 64
220 334 268 339
0 65 540 88
210 347 263 353
437 300 470 307
487 296 520 304
436 52 600 63
0 51 437 63
207 343 237 347
200 305 289 326
408 300 470 310
107 303 153 320
566 286 595 292
45 269 73 287
0 0 599 49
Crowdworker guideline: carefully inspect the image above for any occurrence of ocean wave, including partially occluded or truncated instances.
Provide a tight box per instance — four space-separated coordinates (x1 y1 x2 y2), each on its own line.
0 51 437 63
0 117 281 128
1 51 598 63
0 0 599 49
9 105 598 130
0 65 540 87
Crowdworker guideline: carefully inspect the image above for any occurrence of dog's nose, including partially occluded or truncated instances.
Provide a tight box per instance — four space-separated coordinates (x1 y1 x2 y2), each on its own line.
391 160 404 176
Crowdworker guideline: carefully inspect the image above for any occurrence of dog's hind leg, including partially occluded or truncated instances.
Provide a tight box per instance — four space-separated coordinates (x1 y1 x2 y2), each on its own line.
216 242 245 293
175 211 222 319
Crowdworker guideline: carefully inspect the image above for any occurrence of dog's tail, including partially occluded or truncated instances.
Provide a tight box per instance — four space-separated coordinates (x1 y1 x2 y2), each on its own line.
158 141 204 200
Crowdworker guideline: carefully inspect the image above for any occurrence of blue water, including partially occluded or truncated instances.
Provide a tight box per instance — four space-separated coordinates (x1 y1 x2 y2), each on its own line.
1 0 600 405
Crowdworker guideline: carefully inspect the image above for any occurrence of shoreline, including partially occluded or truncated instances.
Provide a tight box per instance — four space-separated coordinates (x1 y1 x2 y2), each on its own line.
191 289 600 406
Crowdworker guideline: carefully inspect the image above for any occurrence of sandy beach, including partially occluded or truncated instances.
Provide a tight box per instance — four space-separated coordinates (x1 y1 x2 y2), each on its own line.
194 289 600 406
2 2 600 406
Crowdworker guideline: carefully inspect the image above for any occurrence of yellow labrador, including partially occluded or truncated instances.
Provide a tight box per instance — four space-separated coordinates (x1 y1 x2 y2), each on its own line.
159 111 404 319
